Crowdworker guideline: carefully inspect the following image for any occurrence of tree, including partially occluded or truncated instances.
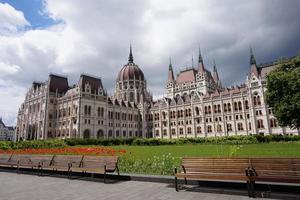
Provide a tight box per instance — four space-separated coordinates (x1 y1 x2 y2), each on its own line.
266 55 300 134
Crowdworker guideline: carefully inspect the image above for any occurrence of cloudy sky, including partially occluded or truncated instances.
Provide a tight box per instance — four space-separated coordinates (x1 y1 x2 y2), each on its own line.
0 0 300 125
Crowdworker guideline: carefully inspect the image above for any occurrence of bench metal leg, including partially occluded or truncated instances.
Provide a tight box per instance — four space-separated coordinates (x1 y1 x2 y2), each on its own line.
104 165 106 183
247 180 255 198
174 167 178 192
116 166 120 176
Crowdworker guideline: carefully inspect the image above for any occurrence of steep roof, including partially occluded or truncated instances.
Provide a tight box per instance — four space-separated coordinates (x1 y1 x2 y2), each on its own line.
79 74 103 93
176 68 197 83
48 74 69 94
0 118 5 128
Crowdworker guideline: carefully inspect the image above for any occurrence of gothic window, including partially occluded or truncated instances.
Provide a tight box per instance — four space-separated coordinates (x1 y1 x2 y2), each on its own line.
187 127 192 134
257 119 264 129
196 126 202 134
129 92 134 102
245 100 249 109
237 123 244 131
179 128 183 135
217 124 222 132
171 128 176 135
195 107 200 116
97 130 104 138
163 129 167 136
83 129 90 139
227 103 231 112
234 102 238 111
227 123 232 131
238 101 242 111
207 125 212 133
270 118 278 128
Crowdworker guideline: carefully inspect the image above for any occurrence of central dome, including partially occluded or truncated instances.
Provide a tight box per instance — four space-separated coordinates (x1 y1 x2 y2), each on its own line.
117 63 145 81
117 45 145 82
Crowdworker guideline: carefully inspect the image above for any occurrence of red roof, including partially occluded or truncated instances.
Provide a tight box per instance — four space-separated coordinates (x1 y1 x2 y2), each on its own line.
176 68 197 83
117 63 145 81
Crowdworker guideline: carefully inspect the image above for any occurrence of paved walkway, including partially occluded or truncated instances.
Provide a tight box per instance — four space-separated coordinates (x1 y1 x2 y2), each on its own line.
0 171 298 200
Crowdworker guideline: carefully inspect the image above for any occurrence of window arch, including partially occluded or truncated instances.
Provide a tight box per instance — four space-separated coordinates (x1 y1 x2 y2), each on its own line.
97 130 104 138
129 92 134 102
83 129 90 139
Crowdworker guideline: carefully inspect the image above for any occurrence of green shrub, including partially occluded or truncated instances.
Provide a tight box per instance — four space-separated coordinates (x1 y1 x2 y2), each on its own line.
119 153 180 175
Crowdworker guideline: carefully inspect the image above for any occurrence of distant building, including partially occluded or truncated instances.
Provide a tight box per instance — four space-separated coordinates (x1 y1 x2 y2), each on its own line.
0 118 15 141
15 46 298 141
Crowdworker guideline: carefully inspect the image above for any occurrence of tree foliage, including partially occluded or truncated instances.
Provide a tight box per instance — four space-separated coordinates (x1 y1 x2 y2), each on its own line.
266 55 300 132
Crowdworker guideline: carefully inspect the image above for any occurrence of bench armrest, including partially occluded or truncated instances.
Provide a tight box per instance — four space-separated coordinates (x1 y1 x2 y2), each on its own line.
245 166 257 177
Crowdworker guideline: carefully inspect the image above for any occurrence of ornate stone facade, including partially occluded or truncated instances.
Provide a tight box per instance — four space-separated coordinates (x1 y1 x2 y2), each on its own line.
0 118 14 141
15 47 298 141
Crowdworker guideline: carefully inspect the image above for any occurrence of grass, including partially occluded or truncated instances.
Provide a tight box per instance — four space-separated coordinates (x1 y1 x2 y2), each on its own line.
106 142 300 175
111 142 300 158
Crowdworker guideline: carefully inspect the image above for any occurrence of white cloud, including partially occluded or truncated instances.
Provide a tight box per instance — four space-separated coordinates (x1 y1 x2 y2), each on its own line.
0 0 300 125
0 3 30 33
0 62 20 75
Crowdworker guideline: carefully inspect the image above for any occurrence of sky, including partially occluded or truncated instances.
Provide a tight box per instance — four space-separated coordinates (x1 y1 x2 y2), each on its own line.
0 0 300 126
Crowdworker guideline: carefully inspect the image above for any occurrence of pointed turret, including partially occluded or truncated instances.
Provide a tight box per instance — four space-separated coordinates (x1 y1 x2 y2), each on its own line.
249 47 259 77
198 48 205 73
128 43 134 63
213 59 221 86
167 57 174 82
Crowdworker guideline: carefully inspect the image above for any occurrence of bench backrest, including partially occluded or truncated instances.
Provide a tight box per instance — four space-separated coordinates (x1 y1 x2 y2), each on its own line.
250 158 300 176
0 154 12 163
51 155 83 168
181 157 251 174
10 154 33 164
81 156 118 169
28 154 54 166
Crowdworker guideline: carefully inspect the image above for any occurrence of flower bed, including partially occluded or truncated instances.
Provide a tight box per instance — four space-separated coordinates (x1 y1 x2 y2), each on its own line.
0 147 126 156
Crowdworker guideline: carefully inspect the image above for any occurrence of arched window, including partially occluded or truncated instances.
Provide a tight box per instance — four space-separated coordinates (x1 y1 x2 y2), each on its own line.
224 103 227 112
129 92 134 102
245 100 249 109
257 96 261 105
171 128 176 135
238 101 242 111
196 126 202 134
227 103 231 112
187 127 192 134
97 130 104 138
237 123 244 131
195 107 200 116
83 129 90 139
234 102 238 111
257 119 264 129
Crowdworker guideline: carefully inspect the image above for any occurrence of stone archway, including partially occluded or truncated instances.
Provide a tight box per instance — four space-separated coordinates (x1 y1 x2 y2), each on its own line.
83 129 90 139
97 129 104 138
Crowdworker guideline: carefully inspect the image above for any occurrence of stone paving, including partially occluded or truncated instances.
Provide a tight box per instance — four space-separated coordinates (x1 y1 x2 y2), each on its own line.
0 171 299 200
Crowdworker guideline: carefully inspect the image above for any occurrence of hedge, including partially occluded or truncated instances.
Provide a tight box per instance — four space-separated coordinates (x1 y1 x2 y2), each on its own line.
0 135 299 150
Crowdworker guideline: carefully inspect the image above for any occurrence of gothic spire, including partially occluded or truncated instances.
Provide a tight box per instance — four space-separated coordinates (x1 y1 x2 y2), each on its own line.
168 57 174 82
213 59 220 85
249 47 259 77
128 43 134 63
198 47 205 73
250 47 256 65
213 59 217 72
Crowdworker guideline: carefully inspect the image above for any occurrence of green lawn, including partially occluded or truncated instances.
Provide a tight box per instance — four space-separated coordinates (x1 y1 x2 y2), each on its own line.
109 142 300 175
112 142 300 158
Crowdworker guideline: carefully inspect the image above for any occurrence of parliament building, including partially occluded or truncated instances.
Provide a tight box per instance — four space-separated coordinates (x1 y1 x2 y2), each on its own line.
15 46 298 141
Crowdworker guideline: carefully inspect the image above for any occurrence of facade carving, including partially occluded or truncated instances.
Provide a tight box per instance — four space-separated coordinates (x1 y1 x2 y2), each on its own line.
15 47 298 141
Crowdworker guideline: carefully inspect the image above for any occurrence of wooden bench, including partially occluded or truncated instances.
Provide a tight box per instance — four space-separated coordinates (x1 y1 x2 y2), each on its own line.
41 155 83 177
248 158 300 196
69 156 119 182
175 157 253 196
0 154 14 167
